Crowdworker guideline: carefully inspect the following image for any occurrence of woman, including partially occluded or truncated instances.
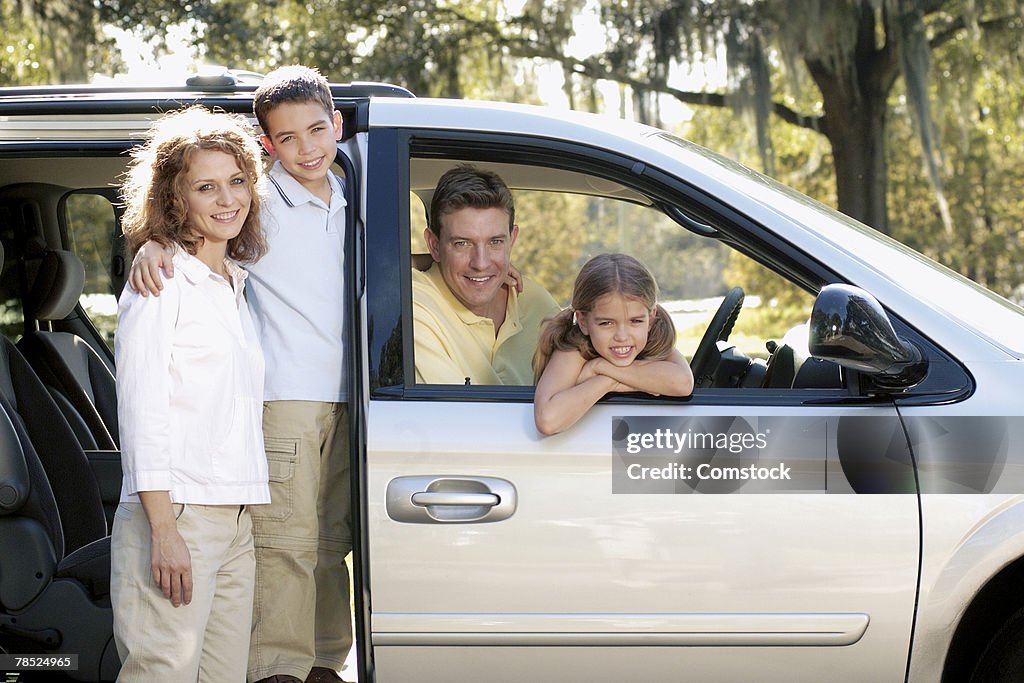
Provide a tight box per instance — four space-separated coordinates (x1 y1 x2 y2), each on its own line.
111 106 269 682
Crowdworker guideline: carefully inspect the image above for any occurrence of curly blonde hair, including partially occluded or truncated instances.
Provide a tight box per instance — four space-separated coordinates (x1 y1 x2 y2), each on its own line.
120 106 266 263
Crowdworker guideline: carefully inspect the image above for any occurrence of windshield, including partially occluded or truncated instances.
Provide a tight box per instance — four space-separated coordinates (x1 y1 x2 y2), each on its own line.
653 132 1024 357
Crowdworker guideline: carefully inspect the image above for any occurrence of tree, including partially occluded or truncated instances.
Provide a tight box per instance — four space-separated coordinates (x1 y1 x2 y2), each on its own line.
482 0 1024 235
1 0 116 84
96 0 530 99
98 1 1024 236
885 13 1024 298
96 0 1024 294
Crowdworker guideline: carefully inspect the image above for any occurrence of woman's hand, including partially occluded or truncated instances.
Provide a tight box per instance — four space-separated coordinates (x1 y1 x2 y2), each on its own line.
150 522 193 607
505 262 524 293
138 491 193 607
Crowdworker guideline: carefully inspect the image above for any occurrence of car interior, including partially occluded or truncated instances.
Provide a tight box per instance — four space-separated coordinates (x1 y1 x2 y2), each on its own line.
0 147 129 680
0 239 120 680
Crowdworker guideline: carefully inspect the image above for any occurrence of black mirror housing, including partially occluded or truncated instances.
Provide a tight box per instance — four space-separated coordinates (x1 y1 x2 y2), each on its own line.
809 284 927 388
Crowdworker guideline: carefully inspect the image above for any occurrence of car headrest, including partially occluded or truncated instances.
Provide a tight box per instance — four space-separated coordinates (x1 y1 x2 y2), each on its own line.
26 249 87 322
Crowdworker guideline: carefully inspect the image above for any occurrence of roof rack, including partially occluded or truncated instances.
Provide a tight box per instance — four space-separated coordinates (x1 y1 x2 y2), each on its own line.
0 67 415 100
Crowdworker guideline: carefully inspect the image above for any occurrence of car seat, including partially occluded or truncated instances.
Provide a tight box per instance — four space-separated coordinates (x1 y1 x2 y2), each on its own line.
17 245 118 450
0 395 118 681
0 242 107 555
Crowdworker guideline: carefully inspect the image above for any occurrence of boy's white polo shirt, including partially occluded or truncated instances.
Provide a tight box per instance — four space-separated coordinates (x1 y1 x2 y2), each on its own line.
246 160 348 403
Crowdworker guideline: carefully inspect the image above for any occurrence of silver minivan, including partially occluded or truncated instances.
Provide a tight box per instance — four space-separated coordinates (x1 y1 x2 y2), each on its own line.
0 75 1022 682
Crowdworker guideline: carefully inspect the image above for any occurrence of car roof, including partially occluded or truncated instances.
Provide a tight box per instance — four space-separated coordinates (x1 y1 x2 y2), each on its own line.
0 68 413 102
0 76 413 142
0 71 413 119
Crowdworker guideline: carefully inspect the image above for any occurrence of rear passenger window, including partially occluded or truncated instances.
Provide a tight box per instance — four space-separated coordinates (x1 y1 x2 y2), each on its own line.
64 191 119 349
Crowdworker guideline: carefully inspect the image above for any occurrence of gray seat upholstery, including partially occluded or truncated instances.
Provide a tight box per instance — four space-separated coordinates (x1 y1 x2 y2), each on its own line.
0 397 117 679
0 240 118 680
18 247 118 450
0 378 118 681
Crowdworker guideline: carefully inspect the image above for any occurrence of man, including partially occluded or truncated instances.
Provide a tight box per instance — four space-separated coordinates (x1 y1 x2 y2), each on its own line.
413 165 559 385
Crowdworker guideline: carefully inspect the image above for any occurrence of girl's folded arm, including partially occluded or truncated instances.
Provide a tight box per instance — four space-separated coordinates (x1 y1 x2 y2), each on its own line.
595 349 694 397
534 350 620 435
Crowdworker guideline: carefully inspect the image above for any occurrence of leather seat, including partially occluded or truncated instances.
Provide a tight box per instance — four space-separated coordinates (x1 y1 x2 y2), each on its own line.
0 240 118 679
0 395 118 680
18 247 118 450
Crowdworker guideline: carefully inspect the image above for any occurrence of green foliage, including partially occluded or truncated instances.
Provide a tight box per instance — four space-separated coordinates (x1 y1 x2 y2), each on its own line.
96 0 535 99
4 0 1022 300
1 0 119 84
0 0 50 84
509 191 589 304
885 11 1024 300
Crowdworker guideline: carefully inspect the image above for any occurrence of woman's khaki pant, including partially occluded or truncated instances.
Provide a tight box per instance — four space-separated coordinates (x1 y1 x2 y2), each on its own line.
111 503 255 682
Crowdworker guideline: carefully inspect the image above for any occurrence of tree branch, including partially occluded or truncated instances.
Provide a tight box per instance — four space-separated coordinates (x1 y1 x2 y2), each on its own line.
498 38 823 134
929 13 1023 50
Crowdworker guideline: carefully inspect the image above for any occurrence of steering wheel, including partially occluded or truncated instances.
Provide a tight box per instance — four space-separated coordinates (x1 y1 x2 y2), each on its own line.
690 286 745 388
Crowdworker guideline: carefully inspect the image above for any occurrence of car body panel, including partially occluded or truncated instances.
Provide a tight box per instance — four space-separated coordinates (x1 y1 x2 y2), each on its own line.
366 401 918 682
358 99 1024 681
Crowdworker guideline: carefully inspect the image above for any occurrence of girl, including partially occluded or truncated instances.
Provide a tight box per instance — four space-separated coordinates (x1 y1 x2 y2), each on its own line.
112 106 269 682
534 253 693 435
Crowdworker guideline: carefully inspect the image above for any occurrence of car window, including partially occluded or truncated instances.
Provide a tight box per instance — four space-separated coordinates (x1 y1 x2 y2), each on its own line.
0 204 23 341
64 191 119 350
407 159 816 389
654 131 1024 356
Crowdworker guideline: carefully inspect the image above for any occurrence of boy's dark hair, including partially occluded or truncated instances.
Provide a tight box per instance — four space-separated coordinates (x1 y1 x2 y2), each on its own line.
428 164 515 238
253 65 334 135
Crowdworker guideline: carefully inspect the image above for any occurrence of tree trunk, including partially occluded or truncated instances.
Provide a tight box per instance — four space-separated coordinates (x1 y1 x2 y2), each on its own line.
800 2 902 234
823 88 891 233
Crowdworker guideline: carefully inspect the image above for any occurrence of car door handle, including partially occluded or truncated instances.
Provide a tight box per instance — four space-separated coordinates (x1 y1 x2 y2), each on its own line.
411 492 499 507
386 476 517 524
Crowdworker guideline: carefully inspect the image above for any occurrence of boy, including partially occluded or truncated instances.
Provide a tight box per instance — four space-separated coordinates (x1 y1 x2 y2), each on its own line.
129 66 352 683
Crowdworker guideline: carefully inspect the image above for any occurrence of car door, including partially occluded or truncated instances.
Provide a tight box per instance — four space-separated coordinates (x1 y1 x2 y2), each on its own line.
359 125 923 682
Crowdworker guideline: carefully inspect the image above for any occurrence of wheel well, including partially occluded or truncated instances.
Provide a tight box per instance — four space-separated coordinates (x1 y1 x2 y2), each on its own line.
942 555 1024 682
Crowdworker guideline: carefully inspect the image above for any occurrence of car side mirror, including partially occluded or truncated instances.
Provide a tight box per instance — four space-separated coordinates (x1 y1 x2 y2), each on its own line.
808 284 927 388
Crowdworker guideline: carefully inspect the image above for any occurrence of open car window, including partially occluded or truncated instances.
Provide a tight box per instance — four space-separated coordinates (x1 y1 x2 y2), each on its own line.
407 156 825 393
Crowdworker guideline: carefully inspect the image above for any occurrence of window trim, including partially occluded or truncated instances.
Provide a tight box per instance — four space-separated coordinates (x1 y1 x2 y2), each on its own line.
366 130 972 407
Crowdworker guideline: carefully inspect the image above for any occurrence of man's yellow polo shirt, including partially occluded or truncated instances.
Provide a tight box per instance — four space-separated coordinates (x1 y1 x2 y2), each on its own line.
412 264 559 385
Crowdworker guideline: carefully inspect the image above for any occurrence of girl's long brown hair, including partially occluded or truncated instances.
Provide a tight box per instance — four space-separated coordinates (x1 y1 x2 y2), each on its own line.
533 253 676 381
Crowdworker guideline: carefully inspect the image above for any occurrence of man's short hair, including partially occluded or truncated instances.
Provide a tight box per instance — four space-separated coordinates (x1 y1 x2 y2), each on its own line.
254 65 334 135
428 165 515 238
